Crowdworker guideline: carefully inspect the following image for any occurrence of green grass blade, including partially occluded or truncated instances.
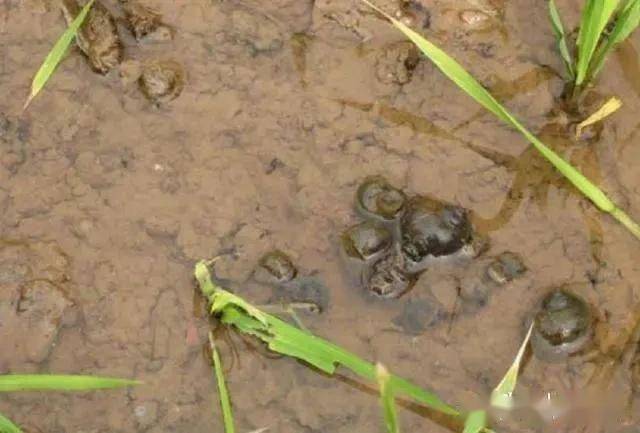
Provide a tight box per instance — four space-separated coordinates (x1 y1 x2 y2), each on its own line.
588 0 640 80
23 0 95 109
462 410 487 433
0 413 22 433
490 323 533 410
575 0 620 85
549 0 575 79
194 261 461 418
359 0 640 240
0 375 139 392
209 334 236 433
376 364 401 433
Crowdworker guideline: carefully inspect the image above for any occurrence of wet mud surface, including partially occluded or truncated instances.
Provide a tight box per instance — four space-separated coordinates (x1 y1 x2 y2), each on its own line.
2 0 640 432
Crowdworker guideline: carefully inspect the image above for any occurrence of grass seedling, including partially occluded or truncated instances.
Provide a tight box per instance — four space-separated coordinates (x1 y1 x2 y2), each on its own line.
358 0 640 241
490 323 534 410
463 410 488 433
376 364 401 433
23 0 95 110
0 374 138 432
549 0 640 90
209 333 236 433
195 260 460 417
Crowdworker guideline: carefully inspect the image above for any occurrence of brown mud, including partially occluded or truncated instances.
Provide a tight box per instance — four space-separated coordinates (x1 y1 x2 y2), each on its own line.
2 0 640 432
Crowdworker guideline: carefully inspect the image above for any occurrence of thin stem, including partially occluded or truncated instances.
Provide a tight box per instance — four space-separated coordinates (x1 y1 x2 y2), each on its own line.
611 207 640 239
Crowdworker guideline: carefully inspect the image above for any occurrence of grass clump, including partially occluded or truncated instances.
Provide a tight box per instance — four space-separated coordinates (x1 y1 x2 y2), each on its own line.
0 374 137 432
24 0 95 109
358 0 640 241
549 0 640 90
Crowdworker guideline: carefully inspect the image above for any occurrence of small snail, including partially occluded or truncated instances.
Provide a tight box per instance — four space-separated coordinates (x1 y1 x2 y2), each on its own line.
138 60 184 104
365 250 415 299
119 0 173 42
341 221 392 263
531 289 593 362
400 196 477 272
356 176 406 223
254 250 297 285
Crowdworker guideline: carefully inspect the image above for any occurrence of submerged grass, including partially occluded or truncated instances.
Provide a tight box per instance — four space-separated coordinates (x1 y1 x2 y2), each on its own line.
23 0 95 109
209 333 236 433
359 0 640 240
0 374 137 432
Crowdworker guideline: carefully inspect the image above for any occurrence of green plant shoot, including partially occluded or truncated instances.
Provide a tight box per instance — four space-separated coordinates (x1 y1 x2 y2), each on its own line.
0 413 22 433
209 333 236 433
549 0 575 80
575 0 620 86
376 364 401 433
359 0 640 240
0 374 139 392
195 260 461 417
24 0 95 109
490 323 534 410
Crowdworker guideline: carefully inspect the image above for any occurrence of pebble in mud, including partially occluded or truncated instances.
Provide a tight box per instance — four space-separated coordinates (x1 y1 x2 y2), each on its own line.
138 60 185 104
530 289 594 362
374 41 421 86
60 0 123 74
119 0 173 42
458 10 493 31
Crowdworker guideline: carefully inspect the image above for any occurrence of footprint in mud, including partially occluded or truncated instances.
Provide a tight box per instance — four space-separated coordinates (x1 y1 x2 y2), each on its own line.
60 0 184 104
340 175 487 300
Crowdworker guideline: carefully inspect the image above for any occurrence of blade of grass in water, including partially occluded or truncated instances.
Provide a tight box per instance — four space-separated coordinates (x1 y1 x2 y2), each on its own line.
376 364 401 433
209 333 236 433
0 413 22 433
575 0 620 86
588 0 640 80
195 261 461 418
490 323 534 410
462 410 487 433
575 96 622 138
0 375 139 392
23 0 95 110
549 0 575 80
359 0 640 240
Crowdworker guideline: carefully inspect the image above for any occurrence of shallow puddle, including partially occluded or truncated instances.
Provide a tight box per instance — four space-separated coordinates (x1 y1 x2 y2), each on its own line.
2 0 640 432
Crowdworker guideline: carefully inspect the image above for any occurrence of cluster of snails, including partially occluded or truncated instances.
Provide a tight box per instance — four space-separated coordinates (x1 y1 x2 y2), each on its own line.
340 176 483 299
61 0 184 104
338 177 596 362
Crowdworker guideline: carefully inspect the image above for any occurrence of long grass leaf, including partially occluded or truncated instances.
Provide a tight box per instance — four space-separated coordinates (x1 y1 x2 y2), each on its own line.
194 261 461 418
209 334 236 433
575 96 622 138
23 0 95 109
575 0 620 85
462 410 487 433
376 364 401 433
490 323 534 410
549 0 575 79
358 0 640 240
0 375 139 392
589 0 640 79
0 413 22 433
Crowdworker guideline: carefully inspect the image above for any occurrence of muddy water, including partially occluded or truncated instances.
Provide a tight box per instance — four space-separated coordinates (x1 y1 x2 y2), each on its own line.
2 0 640 432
